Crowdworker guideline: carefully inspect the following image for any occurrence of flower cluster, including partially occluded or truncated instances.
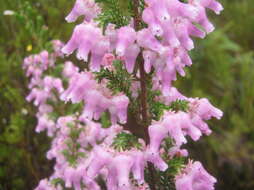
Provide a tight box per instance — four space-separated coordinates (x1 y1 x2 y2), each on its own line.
61 69 129 124
24 0 224 189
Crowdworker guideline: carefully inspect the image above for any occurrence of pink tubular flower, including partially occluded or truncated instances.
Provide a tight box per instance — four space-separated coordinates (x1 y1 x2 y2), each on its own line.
165 0 198 19
162 112 187 146
109 94 129 124
62 22 110 71
62 61 79 78
62 23 101 60
142 8 163 37
143 50 157 73
26 88 51 106
65 0 101 22
90 36 110 72
113 154 134 187
81 89 108 120
116 26 136 56
123 44 140 73
193 98 223 120
52 40 65 57
105 24 117 51
188 0 215 33
145 0 171 23
131 151 146 184
102 53 115 68
78 120 102 146
168 146 188 158
172 17 194 50
36 115 55 136
148 124 168 153
63 167 82 189
175 161 217 190
43 76 63 93
146 151 168 171
60 72 95 103
87 146 112 178
137 28 164 53
200 0 223 14
35 179 59 190
162 87 187 105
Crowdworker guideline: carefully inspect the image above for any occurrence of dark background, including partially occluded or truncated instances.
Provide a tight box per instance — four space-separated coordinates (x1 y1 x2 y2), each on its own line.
0 0 253 189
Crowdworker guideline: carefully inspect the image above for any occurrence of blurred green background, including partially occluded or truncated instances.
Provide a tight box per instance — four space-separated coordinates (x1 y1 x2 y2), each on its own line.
0 0 253 189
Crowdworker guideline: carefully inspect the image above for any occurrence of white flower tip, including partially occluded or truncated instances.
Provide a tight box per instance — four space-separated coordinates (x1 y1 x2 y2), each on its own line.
3 10 15 16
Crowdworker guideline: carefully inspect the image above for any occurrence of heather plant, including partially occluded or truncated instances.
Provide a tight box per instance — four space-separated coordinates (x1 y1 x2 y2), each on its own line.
23 0 224 189
0 1 72 189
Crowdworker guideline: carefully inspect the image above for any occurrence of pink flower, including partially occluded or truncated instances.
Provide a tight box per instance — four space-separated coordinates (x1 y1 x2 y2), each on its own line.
109 94 129 124
162 112 187 146
200 0 223 14
145 151 168 171
105 24 117 51
60 72 95 103
52 40 64 57
90 36 110 72
87 146 112 178
65 0 100 22
81 89 108 120
116 26 136 56
62 23 101 61
143 50 157 73
62 61 79 78
188 0 215 33
137 28 164 53
78 120 102 146
26 88 51 106
162 87 186 105
172 17 194 50
113 154 134 187
102 53 115 67
148 124 168 153
130 81 140 98
43 76 63 93
35 179 58 190
142 8 163 36
145 0 171 23
123 44 140 73
168 146 188 158
190 98 223 120
175 161 217 190
165 0 198 19
36 115 55 136
131 151 146 184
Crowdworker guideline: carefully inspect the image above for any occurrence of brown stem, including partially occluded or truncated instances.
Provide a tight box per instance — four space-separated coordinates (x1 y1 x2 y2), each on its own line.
133 0 149 143
132 1 157 190
138 57 150 141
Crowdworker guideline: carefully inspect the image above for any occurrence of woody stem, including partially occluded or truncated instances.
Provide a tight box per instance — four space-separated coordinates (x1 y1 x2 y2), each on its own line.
132 1 157 190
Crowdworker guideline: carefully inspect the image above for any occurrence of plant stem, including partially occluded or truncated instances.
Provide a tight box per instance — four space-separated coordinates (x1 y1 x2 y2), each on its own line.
132 1 157 190
133 0 149 143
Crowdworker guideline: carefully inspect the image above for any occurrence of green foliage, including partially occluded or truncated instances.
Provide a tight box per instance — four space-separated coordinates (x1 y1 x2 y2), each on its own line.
62 122 85 166
0 0 73 189
95 0 133 28
150 99 189 121
100 112 112 128
51 178 65 187
145 138 186 190
112 132 142 151
156 157 185 190
96 60 133 96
